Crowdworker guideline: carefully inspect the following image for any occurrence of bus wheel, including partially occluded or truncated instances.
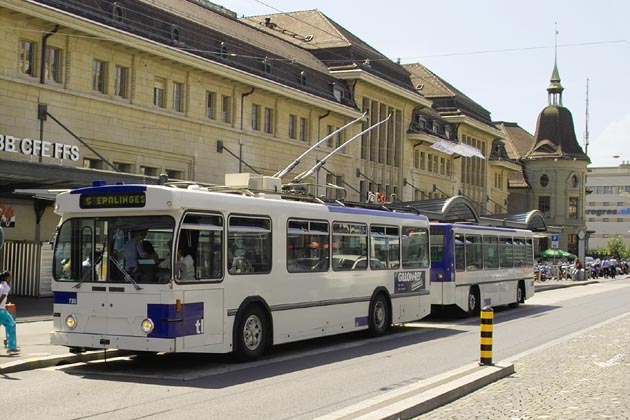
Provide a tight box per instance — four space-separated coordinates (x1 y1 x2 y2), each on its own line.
235 305 267 361
467 287 480 317
368 294 390 337
509 282 525 308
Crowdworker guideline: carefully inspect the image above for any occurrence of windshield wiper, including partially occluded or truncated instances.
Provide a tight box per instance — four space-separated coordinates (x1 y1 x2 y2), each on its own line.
109 256 143 290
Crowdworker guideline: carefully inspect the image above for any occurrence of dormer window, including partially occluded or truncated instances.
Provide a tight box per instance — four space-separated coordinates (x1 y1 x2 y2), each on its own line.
444 126 452 139
332 84 343 102
299 71 307 87
112 3 125 22
416 116 426 130
220 42 229 59
432 122 440 133
262 57 272 74
171 25 181 43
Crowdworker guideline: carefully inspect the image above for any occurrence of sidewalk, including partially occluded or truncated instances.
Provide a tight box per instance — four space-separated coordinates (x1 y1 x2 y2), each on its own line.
1 296 124 373
0 277 618 375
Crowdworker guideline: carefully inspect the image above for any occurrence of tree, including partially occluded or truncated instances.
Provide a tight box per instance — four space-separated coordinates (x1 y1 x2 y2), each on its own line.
604 236 630 260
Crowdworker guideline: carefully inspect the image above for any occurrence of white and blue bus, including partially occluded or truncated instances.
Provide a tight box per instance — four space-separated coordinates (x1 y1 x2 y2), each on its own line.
429 223 535 316
50 178 431 360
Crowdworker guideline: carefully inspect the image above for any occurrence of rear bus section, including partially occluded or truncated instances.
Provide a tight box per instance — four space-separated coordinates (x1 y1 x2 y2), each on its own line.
429 223 535 316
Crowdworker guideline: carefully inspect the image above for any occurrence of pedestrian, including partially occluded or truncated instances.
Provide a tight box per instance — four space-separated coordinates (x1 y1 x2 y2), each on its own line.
602 259 610 278
0 270 19 354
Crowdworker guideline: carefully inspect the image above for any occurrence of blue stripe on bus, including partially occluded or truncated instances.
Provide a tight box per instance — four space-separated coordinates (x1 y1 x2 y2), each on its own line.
326 205 428 221
53 291 78 305
147 302 204 339
354 316 368 327
70 184 148 194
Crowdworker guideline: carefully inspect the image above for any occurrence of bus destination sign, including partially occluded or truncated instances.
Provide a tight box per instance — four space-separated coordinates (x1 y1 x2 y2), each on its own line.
80 192 146 209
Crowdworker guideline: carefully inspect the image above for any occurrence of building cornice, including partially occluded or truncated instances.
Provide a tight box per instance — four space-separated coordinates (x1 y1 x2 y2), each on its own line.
330 69 433 108
489 159 521 172
442 115 506 139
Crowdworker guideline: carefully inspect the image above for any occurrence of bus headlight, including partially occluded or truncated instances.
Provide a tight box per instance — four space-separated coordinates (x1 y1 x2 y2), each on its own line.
65 315 78 330
141 318 154 334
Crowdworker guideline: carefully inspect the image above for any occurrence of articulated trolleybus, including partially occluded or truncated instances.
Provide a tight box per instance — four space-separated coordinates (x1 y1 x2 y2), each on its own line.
430 223 535 316
50 116 431 360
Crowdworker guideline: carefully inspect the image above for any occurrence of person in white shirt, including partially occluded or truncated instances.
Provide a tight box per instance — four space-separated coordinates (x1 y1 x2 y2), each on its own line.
0 271 19 354
177 247 195 280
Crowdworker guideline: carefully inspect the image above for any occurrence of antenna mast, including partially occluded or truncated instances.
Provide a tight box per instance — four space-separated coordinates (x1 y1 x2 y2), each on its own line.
584 78 590 155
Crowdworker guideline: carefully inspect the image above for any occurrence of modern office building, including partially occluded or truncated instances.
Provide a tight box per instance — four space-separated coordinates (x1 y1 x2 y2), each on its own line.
585 162 630 250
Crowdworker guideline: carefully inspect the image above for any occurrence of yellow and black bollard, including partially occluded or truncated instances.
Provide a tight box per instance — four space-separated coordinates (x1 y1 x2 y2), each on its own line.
480 306 493 365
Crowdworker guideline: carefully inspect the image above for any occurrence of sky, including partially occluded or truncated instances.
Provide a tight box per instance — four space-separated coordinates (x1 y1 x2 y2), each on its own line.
218 0 629 167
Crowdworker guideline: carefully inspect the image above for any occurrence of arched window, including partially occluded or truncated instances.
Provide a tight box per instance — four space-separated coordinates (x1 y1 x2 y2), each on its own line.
220 42 229 59
171 26 181 43
112 3 124 22
571 174 579 188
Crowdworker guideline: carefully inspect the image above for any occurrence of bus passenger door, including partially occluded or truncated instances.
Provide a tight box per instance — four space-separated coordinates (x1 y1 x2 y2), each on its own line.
182 290 224 349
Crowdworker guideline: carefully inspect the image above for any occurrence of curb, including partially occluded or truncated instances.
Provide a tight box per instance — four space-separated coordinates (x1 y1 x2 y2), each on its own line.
534 279 599 292
0 349 129 374
314 362 514 420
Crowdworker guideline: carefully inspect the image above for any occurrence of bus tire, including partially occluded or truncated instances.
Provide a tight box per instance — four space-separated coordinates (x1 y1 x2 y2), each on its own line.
509 281 525 308
368 293 390 337
235 305 268 361
467 286 480 317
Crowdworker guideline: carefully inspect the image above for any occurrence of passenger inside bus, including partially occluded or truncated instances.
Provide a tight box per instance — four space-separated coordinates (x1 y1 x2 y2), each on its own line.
176 245 196 280
123 229 149 273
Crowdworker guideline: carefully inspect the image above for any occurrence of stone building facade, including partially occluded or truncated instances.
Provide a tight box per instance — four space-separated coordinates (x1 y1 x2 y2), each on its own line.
0 0 550 294
500 58 589 257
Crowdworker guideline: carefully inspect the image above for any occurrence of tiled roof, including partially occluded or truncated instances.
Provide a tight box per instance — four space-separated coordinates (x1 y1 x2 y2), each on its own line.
241 10 418 94
531 106 590 161
139 1 329 72
404 63 493 125
495 122 534 159
242 10 352 50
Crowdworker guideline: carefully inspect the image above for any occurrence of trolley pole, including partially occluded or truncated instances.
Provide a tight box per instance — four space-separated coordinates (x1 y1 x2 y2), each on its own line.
480 306 493 365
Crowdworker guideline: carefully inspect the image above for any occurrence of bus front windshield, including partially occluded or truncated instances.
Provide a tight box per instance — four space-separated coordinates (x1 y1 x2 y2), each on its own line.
53 216 175 284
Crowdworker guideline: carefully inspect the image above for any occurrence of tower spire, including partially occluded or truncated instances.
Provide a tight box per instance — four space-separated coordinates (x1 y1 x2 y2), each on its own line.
547 23 564 106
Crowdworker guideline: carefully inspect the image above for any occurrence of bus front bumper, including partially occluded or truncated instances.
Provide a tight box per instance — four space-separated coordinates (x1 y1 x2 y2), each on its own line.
50 331 175 353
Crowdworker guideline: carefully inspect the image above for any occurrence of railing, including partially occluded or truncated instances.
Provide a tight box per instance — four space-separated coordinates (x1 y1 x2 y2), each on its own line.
1 241 51 297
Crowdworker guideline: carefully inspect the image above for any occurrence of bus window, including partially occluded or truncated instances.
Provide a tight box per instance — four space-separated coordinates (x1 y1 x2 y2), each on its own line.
287 219 329 272
429 226 444 263
332 222 367 271
177 213 223 282
370 225 400 270
465 235 482 270
513 238 526 267
454 233 465 272
228 215 271 274
525 238 534 267
500 237 514 268
53 216 175 284
483 235 499 269
402 226 429 269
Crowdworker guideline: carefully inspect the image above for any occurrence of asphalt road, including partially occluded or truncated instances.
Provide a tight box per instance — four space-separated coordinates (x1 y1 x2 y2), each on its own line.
4 278 629 420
